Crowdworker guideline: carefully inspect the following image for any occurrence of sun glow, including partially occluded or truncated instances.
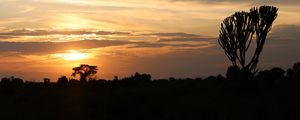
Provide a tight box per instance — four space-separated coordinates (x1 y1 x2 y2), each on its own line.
53 14 91 29
54 50 87 61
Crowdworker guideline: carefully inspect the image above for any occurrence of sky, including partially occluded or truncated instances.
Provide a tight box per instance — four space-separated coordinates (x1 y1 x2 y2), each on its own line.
0 0 299 81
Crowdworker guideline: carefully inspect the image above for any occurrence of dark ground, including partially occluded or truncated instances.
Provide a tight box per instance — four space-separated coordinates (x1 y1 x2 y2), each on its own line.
0 78 300 120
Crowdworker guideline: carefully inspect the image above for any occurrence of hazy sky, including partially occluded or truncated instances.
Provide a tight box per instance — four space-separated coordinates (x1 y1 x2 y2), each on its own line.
0 0 299 81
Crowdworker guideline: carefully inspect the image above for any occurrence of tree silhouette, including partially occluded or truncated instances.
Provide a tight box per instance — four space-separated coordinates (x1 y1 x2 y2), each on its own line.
218 6 278 74
57 76 68 86
44 78 50 84
287 62 300 81
71 64 98 83
226 66 240 81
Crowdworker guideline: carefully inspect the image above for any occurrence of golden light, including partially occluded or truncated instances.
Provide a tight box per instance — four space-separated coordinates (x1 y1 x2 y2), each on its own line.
54 50 87 61
53 14 91 29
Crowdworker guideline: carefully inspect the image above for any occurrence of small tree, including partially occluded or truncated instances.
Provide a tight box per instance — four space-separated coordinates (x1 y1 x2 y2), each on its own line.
44 78 50 84
287 62 300 81
71 64 98 83
57 76 68 86
218 6 278 74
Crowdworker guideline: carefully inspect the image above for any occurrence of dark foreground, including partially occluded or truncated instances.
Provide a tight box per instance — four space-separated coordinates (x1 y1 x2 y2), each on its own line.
0 76 300 120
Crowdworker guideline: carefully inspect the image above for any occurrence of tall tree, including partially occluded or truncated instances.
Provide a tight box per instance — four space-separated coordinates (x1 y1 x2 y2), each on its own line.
71 64 98 83
218 6 278 74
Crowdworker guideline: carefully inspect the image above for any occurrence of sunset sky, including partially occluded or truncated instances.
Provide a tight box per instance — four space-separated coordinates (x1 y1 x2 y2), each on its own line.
0 0 299 81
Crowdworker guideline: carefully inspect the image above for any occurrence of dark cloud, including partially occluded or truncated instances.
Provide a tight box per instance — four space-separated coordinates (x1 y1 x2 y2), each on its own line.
169 0 300 4
0 29 206 40
0 35 19 39
0 29 216 55
0 40 130 54
140 32 201 37
130 42 164 48
170 0 242 3
0 29 131 36
268 24 300 41
0 39 213 55
258 24 300 69
129 41 212 49
94 31 131 35
158 37 215 42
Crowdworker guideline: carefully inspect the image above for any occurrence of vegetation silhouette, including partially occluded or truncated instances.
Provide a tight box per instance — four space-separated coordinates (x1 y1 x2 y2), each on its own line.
218 6 278 75
1 5 300 120
1 62 300 120
71 64 98 84
57 76 68 87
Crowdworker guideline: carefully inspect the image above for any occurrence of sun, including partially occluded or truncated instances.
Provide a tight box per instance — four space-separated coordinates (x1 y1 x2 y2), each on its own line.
54 50 87 61
62 50 86 61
